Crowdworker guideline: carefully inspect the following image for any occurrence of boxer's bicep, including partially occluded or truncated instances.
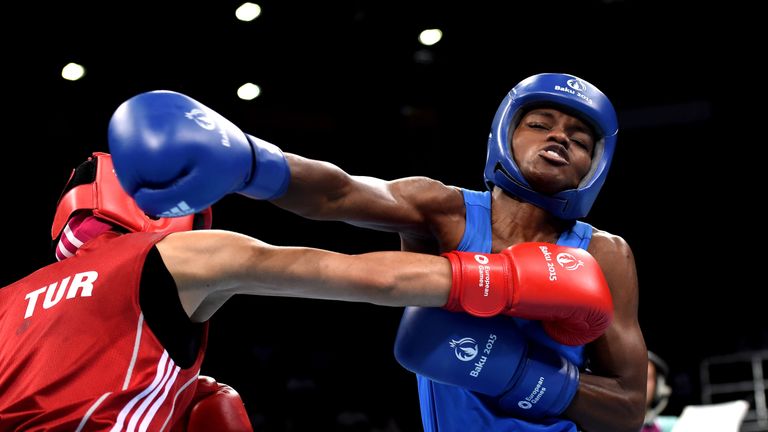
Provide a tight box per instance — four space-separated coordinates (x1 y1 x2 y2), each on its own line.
277 156 459 235
566 234 646 429
155 230 261 321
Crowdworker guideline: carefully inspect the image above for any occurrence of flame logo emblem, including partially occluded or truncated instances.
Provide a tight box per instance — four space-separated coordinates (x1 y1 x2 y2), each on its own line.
185 108 216 130
450 337 479 361
556 252 584 271
566 79 587 92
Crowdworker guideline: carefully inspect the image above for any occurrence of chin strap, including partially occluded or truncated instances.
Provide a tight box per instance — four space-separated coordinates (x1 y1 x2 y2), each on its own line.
55 213 115 261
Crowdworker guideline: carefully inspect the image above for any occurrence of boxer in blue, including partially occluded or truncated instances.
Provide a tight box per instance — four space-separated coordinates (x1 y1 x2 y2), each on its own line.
107 72 647 431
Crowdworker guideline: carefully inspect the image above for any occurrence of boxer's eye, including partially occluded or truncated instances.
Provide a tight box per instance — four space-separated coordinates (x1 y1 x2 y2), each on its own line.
527 122 549 130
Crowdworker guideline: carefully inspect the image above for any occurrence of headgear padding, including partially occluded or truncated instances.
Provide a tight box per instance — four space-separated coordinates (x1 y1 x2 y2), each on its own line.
484 73 618 219
51 152 212 240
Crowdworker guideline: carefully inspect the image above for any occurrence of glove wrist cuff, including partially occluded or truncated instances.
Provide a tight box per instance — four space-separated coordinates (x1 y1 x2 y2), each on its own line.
498 343 580 419
442 251 511 317
239 135 290 200
442 252 463 312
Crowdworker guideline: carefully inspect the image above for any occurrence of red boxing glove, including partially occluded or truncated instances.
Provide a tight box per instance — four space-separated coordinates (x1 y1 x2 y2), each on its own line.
443 242 613 346
172 375 253 432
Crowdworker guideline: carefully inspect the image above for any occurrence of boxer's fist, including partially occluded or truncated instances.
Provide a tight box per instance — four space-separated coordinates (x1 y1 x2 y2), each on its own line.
394 307 579 419
443 242 613 345
172 375 253 432
108 90 289 217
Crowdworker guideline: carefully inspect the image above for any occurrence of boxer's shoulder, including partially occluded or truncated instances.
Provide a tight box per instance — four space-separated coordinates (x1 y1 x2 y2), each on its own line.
588 229 632 260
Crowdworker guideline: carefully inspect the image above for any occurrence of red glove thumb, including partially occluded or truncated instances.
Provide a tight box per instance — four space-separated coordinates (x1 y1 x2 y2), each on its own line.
178 375 254 432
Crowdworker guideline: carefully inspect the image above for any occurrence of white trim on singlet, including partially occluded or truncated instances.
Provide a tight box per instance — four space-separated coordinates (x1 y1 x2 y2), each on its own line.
123 313 145 390
75 392 112 432
158 371 200 432
134 361 181 432
109 351 177 432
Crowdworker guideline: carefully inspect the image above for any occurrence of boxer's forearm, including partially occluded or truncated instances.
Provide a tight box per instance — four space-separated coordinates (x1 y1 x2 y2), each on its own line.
263 248 453 306
219 234 453 306
157 230 451 321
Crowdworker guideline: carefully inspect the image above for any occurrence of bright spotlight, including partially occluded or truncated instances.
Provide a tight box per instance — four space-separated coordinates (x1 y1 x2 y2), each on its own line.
418 29 443 46
236 3 262 21
238 83 261 100
61 63 86 81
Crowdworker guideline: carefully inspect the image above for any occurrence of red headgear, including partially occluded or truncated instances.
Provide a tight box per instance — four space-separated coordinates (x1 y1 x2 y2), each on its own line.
51 152 212 240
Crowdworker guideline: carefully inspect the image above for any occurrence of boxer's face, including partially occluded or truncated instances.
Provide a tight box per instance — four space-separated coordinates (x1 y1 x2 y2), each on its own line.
511 108 595 195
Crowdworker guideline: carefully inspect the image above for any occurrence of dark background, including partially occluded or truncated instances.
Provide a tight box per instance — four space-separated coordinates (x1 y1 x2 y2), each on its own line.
2 0 759 430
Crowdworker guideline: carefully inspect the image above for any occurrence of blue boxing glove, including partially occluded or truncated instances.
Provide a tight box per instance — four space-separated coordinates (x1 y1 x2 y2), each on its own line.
394 307 579 419
108 90 290 217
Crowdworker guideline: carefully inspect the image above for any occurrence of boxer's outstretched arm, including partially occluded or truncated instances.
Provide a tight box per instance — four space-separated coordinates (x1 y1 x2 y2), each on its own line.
108 90 463 237
275 153 463 236
156 229 452 322
157 229 615 347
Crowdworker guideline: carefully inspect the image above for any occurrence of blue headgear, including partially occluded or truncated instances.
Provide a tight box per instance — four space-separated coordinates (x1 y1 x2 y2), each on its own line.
484 73 618 219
